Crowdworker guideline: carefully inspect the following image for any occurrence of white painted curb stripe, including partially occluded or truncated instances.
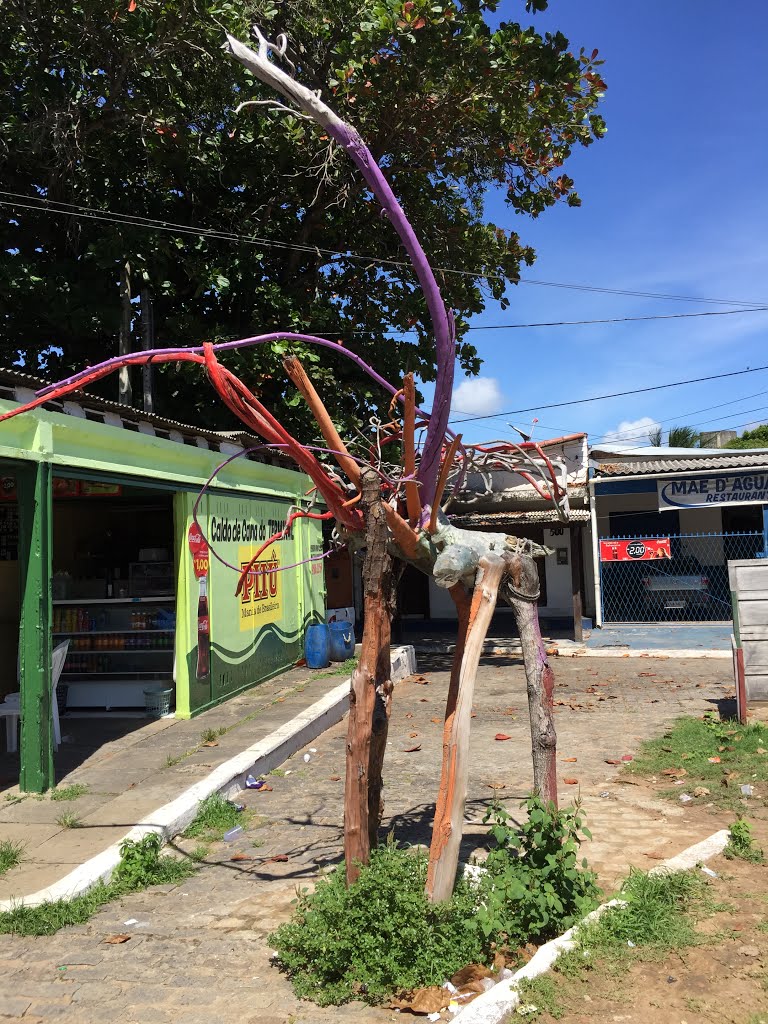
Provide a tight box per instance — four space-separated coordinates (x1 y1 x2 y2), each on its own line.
555 647 730 660
1 646 417 910
454 827 730 1023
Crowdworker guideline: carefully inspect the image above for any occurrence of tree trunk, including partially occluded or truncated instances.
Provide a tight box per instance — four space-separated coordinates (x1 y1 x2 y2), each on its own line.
367 552 395 850
426 581 471 899
344 469 390 885
502 553 558 807
426 555 505 902
118 261 132 407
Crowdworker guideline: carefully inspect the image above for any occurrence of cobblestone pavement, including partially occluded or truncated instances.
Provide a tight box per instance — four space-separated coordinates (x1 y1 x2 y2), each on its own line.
0 656 735 1024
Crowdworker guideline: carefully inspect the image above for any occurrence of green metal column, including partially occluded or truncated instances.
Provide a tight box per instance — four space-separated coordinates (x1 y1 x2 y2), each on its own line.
17 460 54 793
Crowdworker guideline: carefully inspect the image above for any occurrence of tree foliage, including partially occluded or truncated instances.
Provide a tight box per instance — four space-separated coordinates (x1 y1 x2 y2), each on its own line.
666 425 699 448
0 0 606 431
725 424 768 449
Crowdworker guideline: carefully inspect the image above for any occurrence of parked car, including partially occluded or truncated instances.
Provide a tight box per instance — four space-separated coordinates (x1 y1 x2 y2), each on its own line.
641 555 711 615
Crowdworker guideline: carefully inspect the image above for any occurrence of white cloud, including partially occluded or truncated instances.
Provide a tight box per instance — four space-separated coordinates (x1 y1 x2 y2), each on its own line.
600 416 661 447
452 377 504 417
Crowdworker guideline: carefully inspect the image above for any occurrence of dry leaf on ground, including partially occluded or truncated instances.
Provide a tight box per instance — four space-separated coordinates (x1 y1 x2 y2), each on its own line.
561 757 577 762
403 745 422 753
390 986 451 1013
563 777 579 785
495 733 512 741
103 934 132 944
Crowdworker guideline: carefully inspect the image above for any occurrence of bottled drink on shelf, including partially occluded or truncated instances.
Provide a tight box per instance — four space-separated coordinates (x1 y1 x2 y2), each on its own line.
196 576 210 680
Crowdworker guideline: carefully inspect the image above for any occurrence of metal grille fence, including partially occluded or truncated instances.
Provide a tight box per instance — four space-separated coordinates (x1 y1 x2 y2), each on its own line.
600 532 765 623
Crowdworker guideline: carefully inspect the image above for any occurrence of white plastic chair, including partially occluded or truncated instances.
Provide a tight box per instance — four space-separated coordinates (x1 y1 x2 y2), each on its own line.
0 640 70 754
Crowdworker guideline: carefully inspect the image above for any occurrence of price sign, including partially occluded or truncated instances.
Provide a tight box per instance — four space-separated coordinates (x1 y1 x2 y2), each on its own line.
188 523 210 579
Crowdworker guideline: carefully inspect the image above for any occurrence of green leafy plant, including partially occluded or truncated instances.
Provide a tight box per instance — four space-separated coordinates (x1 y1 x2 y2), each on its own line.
0 840 24 876
314 657 358 679
111 833 194 892
477 797 601 951
50 783 89 801
272 839 484 1006
725 819 764 864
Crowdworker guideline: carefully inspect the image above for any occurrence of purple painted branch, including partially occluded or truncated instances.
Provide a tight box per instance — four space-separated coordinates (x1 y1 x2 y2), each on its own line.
226 31 455 513
33 333 450 439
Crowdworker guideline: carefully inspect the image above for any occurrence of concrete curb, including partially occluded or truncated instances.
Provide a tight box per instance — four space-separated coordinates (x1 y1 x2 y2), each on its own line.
0 645 416 910
454 827 730 1023
415 641 730 660
554 645 730 659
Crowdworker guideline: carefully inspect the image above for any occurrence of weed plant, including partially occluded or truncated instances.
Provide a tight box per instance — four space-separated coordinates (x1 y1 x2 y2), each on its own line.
0 840 24 876
725 819 764 863
50 784 88 802
55 811 82 829
181 794 244 841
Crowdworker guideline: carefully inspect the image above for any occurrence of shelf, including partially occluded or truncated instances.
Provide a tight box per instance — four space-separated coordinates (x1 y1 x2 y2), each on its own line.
62 671 171 678
66 649 173 655
54 596 175 605
54 630 173 636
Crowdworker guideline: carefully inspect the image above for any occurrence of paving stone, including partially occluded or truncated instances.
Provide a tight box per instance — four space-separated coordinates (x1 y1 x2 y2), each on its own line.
0 995 32 1017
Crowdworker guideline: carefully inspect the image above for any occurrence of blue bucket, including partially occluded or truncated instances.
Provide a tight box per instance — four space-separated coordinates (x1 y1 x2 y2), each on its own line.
305 623 331 669
329 620 355 662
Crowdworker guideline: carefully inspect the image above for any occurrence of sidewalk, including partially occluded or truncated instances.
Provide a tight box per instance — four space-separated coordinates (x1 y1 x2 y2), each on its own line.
0 662 357 903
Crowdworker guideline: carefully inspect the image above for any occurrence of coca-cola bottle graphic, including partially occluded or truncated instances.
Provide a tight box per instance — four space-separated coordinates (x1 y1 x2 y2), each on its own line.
196 575 210 680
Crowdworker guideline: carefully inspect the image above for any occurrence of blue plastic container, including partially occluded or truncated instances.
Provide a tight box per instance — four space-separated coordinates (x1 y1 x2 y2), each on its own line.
305 623 331 669
329 620 355 662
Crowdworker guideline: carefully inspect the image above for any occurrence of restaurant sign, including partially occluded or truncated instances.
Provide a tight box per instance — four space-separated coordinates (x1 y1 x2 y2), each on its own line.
658 474 768 510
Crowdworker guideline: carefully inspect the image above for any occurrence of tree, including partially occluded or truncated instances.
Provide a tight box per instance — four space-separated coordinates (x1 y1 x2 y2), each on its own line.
1 18 585 904
648 425 663 446
1 0 606 434
725 424 768 449
667 425 699 448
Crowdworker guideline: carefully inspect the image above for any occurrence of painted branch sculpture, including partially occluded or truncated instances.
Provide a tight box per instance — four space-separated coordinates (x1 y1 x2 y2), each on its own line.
0 25 563 903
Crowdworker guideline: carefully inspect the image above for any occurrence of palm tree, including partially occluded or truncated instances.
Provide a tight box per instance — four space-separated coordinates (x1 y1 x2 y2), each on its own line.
667 425 699 448
648 425 663 446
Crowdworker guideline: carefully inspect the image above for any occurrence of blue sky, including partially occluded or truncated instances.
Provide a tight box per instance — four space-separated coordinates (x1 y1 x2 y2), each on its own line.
424 0 768 447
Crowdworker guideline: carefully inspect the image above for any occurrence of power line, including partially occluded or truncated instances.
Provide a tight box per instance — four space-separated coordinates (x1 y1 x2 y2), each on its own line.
450 364 768 423
3 190 767 308
451 308 768 330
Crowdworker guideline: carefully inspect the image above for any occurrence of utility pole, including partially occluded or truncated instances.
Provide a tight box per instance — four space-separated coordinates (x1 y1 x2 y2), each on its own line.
118 262 132 406
140 285 155 414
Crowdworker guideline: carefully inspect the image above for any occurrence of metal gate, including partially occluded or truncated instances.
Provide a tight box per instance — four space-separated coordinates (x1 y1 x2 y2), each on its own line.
600 532 765 623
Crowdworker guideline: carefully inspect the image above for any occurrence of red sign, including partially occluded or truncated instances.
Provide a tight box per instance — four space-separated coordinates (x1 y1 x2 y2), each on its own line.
599 538 671 562
188 523 210 579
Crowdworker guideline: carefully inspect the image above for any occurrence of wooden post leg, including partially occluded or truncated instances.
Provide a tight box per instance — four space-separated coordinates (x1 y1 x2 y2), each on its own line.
17 461 54 794
426 556 505 903
503 553 558 807
426 582 471 899
344 469 389 885
367 557 395 850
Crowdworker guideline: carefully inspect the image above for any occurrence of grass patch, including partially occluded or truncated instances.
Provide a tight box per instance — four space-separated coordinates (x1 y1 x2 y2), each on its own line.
515 975 565 1019
627 714 768 809
559 869 715 976
181 794 245 841
314 657 357 679
50 783 89 802
0 840 24 876
55 811 82 829
0 833 196 936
